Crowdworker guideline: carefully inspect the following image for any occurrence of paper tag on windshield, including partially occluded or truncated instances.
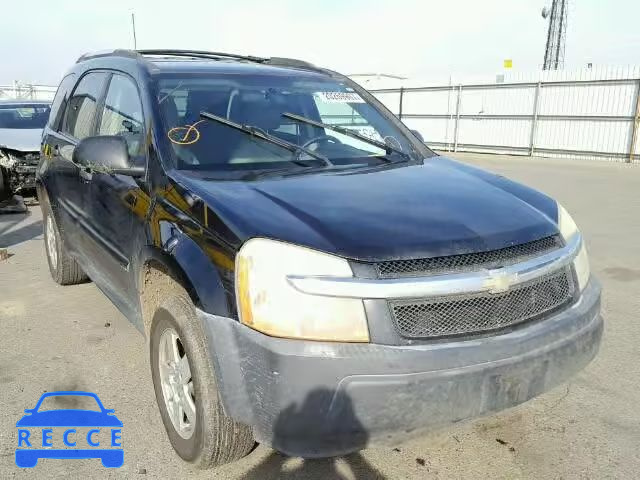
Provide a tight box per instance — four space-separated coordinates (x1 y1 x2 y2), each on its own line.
315 91 365 103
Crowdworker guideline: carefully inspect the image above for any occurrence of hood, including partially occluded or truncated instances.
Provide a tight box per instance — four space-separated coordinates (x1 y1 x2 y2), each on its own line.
172 157 560 261
0 128 42 152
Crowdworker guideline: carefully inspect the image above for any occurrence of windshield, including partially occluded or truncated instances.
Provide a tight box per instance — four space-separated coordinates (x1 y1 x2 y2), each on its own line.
36 395 101 412
156 73 423 173
0 103 50 129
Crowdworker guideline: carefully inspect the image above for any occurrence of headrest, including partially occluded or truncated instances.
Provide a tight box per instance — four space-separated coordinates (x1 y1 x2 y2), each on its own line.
230 92 286 131
160 95 179 128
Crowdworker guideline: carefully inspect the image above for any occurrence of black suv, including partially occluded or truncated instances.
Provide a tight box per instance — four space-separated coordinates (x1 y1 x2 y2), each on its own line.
38 49 602 467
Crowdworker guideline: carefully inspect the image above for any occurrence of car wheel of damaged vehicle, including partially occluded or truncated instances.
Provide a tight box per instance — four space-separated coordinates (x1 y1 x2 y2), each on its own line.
43 202 88 285
0 166 10 202
149 290 255 468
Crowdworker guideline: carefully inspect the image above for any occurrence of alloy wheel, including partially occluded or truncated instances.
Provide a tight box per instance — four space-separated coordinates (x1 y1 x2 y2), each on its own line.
46 215 57 271
158 328 196 439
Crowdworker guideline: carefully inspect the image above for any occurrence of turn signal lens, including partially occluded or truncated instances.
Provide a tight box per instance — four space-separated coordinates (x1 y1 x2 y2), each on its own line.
557 203 590 291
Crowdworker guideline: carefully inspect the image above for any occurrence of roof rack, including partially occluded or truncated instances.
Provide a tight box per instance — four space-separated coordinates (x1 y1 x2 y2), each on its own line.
264 57 319 70
76 49 325 73
76 49 139 63
136 49 267 63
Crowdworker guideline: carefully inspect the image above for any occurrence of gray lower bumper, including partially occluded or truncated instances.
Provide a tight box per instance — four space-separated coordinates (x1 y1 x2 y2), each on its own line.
199 279 602 457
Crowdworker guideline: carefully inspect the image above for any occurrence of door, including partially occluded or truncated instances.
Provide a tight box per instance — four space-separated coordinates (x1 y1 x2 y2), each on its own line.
83 72 149 319
44 71 109 258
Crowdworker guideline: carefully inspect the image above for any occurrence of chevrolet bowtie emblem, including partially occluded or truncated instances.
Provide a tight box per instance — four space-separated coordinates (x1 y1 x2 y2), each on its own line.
487 270 516 294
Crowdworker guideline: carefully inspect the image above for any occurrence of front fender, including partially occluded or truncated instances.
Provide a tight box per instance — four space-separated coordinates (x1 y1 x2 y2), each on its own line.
136 230 233 320
171 231 232 317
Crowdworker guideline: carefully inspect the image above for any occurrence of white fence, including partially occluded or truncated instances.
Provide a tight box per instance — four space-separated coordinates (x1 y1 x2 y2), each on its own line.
371 68 640 163
4 72 640 163
0 83 57 101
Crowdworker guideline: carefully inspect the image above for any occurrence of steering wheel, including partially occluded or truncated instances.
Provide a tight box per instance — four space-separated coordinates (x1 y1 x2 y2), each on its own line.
295 135 343 161
301 134 342 150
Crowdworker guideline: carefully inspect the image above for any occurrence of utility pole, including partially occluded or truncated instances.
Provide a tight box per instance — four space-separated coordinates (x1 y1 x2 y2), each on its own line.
131 13 137 50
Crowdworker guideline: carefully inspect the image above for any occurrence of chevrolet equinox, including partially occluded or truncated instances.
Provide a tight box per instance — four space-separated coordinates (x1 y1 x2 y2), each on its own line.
37 49 603 467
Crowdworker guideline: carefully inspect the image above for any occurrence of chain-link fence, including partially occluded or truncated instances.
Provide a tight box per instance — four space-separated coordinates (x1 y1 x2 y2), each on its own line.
0 83 57 101
371 67 640 163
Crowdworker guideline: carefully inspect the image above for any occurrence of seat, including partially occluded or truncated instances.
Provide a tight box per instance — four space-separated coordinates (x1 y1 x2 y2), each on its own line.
160 95 179 128
225 95 291 164
228 94 286 132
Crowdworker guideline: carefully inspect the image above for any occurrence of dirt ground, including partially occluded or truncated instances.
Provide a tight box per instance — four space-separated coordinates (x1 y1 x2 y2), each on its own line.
0 152 638 479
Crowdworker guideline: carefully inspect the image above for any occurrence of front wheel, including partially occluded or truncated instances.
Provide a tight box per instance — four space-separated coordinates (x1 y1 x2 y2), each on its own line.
149 290 255 468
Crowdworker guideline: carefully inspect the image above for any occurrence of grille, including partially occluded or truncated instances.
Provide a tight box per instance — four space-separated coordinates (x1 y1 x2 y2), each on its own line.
376 235 562 278
390 268 574 339
22 153 40 163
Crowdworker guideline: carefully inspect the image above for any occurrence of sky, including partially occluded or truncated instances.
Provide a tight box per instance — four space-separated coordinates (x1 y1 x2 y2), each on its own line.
1 0 639 85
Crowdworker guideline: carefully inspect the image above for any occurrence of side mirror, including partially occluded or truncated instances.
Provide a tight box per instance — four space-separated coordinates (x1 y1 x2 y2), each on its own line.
73 135 144 177
410 129 424 143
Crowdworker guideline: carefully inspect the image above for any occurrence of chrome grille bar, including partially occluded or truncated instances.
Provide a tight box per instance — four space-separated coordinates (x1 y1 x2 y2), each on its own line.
287 234 581 299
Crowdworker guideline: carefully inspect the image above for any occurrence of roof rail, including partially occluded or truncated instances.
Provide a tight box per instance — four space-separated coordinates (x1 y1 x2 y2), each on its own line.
75 49 326 74
263 57 322 71
76 49 139 63
136 49 267 63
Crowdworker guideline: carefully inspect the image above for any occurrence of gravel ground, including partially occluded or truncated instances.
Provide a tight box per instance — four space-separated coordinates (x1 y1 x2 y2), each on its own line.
0 152 638 479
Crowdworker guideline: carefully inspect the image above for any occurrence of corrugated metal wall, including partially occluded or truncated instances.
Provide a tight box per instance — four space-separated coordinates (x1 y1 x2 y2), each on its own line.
371 66 640 163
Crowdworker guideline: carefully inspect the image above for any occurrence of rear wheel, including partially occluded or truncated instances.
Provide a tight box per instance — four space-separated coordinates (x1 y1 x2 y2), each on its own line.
149 289 255 468
43 201 88 285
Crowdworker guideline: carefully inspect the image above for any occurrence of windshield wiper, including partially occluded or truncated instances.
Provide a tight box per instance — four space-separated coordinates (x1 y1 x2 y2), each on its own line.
282 112 411 161
199 111 332 166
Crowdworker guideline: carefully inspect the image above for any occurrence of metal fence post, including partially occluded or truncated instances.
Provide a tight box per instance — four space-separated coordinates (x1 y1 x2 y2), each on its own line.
629 79 640 163
529 81 542 156
453 85 462 152
398 87 404 120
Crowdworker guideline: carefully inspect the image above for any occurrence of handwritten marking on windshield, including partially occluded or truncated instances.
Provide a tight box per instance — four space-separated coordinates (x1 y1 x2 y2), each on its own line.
167 120 205 145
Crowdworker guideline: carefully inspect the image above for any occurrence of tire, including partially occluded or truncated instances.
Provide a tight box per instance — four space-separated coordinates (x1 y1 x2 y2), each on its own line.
149 289 255 468
0 166 10 203
43 200 88 285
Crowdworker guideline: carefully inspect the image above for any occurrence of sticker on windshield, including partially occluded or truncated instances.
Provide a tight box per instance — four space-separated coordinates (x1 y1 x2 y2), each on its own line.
314 91 365 104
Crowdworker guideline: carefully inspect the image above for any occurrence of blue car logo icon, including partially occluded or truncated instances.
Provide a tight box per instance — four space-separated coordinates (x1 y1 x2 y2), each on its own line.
16 391 123 468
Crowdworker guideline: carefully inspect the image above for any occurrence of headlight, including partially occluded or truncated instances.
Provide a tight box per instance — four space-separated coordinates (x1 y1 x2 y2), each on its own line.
235 238 369 342
557 203 590 291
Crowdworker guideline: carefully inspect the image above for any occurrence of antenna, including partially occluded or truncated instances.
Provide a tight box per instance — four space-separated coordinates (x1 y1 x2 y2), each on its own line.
131 13 137 50
542 0 568 70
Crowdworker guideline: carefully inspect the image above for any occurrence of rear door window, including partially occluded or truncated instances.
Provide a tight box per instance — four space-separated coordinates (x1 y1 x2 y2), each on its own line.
62 72 108 140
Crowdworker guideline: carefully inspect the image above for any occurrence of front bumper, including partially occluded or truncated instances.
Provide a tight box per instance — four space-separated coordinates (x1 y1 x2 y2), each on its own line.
200 278 602 457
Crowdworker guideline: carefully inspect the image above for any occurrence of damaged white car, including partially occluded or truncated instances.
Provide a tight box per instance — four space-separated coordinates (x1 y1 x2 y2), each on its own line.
0 100 51 202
